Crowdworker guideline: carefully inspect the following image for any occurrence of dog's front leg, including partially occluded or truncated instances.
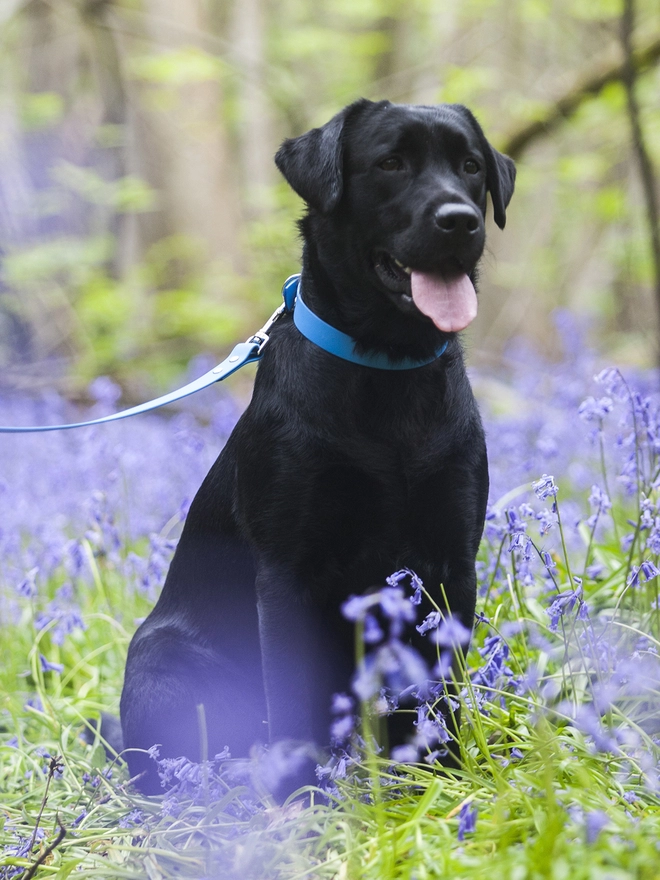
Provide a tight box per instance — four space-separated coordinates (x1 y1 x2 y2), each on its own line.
254 562 342 797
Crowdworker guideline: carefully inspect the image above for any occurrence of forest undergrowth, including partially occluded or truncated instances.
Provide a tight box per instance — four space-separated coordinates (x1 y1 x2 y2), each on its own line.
1 316 660 879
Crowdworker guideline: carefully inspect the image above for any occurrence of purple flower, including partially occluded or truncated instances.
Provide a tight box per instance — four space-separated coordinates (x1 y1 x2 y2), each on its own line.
342 585 416 641
341 594 375 622
254 740 316 794
16 567 39 598
35 591 86 645
160 795 182 817
88 376 122 407
628 560 660 587
331 693 354 715
594 367 626 399
71 809 87 827
537 508 557 535
533 474 558 500
391 744 419 763
457 801 478 841
578 396 613 422
509 532 532 558
118 809 145 829
541 550 557 573
586 562 605 580
386 568 423 604
588 485 611 512
431 615 472 650
547 582 583 631
584 810 608 844
353 641 428 702
363 614 384 644
39 654 64 674
417 610 442 635
331 714 355 743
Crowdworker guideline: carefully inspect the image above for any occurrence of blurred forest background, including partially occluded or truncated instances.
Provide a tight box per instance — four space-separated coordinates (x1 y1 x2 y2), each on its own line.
0 0 659 403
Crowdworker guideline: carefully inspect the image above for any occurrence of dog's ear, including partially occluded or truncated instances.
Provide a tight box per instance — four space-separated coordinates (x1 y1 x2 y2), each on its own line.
483 146 516 230
449 105 516 230
275 99 371 214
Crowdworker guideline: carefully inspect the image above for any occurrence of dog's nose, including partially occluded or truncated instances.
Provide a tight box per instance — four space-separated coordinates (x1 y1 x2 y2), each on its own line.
434 204 480 235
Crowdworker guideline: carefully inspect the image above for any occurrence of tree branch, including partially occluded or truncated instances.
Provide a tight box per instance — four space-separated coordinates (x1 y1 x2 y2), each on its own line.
22 816 66 880
501 32 660 159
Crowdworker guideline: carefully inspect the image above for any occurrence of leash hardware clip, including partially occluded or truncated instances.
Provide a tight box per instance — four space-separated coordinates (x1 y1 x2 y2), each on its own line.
248 303 287 355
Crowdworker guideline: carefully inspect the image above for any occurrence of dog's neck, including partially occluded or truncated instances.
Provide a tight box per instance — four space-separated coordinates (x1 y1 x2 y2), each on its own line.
299 219 462 364
288 275 448 370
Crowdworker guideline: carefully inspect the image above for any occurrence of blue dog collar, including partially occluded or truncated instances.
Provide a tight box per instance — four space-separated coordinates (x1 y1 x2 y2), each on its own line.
282 274 447 371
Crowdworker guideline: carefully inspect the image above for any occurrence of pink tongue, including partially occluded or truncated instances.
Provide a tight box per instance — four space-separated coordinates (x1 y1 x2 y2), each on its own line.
410 270 477 333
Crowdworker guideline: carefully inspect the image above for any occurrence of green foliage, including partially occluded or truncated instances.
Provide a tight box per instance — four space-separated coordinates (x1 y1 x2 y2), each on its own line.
3 372 660 876
52 164 156 213
19 92 64 131
1 0 659 382
128 47 228 86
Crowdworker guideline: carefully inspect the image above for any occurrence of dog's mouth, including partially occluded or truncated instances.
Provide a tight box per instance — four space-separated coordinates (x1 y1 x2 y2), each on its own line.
372 250 478 333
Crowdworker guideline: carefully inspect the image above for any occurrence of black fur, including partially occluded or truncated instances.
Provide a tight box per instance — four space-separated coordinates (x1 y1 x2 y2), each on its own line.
119 99 515 797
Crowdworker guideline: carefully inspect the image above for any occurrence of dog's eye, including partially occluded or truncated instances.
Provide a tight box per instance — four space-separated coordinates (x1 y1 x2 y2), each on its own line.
378 157 404 172
464 159 480 174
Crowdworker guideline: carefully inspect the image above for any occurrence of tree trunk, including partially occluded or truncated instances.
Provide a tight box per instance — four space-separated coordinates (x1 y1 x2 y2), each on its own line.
132 0 241 269
229 0 274 218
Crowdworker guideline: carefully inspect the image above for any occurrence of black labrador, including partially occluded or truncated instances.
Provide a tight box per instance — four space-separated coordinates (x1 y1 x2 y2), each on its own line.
119 99 515 796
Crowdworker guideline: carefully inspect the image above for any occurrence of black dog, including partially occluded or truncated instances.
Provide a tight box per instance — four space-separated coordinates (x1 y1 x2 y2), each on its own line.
119 99 515 796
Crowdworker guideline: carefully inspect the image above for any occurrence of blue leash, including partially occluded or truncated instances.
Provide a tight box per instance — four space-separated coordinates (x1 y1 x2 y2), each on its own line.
0 274 447 433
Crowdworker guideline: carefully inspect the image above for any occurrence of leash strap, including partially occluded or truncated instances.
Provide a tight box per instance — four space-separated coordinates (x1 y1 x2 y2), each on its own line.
0 302 287 433
0 272 448 433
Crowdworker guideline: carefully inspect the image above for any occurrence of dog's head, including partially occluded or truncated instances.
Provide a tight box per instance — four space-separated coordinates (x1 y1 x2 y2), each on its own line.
275 100 515 341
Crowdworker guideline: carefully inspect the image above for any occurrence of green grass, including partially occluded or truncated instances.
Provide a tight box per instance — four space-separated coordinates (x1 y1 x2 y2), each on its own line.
3 371 660 878
3 518 660 880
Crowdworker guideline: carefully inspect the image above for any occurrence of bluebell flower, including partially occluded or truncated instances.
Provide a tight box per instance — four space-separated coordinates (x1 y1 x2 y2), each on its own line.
254 740 316 794
547 581 583 632
331 693 353 715
341 594 375 622
586 561 605 580
533 474 558 500
578 396 613 422
627 560 660 587
119 809 145 829
536 507 557 535
71 808 87 827
541 550 557 573
39 654 64 674
391 744 419 763
472 635 514 701
34 584 86 645
588 485 612 512
363 613 384 644
417 610 442 636
584 810 608 844
160 795 182 817
505 507 527 535
16 567 39 598
89 376 122 407
594 367 626 400
457 801 478 841
431 615 471 650
386 568 423 604
509 532 532 558
331 714 355 743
